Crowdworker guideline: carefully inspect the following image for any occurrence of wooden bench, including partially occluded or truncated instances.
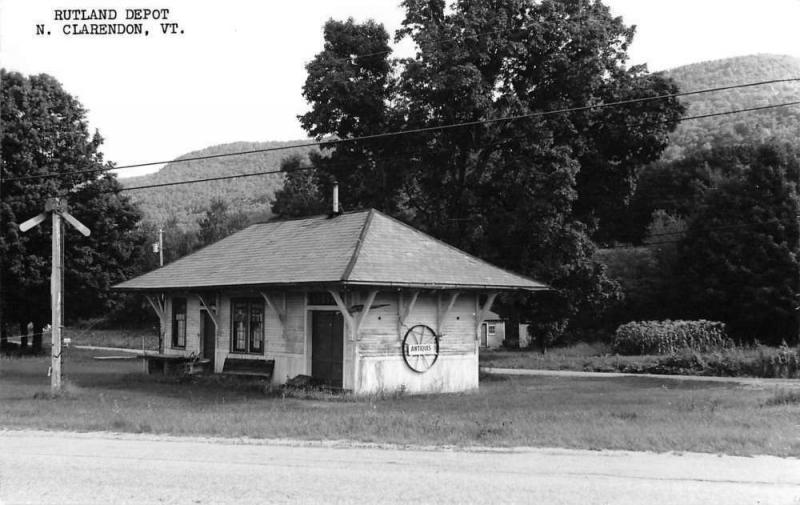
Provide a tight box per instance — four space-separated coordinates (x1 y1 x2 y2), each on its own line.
221 357 275 379
145 354 210 375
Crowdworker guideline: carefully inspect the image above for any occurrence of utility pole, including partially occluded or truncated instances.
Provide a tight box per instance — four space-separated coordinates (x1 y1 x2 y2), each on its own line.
151 227 165 353
51 206 63 386
159 227 164 267
0 169 5 350
19 198 90 393
152 228 164 267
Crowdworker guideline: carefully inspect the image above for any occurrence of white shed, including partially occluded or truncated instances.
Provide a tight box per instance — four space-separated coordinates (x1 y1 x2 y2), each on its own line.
479 311 506 349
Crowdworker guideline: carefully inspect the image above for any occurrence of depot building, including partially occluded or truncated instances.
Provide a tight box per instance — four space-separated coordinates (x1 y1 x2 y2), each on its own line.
114 208 547 394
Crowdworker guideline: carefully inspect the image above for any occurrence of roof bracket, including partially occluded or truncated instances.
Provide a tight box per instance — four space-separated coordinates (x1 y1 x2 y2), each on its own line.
196 293 219 328
260 291 286 328
328 290 356 341
475 292 498 337
398 290 420 340
145 294 166 321
355 289 378 336
398 291 419 327
145 294 167 354
437 291 460 337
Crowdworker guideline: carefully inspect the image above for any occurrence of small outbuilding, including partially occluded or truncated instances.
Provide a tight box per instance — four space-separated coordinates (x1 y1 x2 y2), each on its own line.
479 311 506 349
114 209 546 394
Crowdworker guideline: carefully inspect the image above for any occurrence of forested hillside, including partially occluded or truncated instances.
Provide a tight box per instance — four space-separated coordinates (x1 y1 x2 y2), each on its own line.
596 56 800 343
120 141 315 228
662 54 800 160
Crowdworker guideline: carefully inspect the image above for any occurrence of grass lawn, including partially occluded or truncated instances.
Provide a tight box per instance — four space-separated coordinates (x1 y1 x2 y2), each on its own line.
1 348 799 457
479 342 663 371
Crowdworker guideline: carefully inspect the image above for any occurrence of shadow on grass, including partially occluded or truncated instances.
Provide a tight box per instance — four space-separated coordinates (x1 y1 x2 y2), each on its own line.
2 350 272 404
78 372 277 403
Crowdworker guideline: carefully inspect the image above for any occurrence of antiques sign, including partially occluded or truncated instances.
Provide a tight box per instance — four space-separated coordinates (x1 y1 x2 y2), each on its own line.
402 325 439 373
406 343 436 356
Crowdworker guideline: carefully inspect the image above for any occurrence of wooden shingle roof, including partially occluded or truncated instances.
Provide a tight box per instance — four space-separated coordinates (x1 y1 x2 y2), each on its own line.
114 209 548 292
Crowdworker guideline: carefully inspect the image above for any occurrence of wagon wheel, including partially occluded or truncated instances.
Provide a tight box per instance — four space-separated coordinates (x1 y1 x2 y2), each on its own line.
402 325 440 373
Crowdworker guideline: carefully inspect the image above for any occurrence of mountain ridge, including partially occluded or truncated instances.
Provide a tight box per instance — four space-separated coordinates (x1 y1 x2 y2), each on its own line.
120 140 315 228
661 53 800 159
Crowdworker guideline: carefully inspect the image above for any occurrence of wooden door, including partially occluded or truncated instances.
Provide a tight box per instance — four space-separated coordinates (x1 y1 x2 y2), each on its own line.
311 311 344 388
480 323 488 347
201 310 216 369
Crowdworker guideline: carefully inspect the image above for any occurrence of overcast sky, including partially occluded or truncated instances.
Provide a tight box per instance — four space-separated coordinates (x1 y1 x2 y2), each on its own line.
2 0 800 178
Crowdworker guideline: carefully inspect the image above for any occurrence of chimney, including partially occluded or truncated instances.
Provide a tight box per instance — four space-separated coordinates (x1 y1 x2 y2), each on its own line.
332 182 339 215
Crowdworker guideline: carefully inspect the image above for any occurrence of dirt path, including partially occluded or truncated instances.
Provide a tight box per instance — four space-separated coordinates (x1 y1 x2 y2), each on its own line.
481 366 800 387
1 430 798 505
73 346 800 388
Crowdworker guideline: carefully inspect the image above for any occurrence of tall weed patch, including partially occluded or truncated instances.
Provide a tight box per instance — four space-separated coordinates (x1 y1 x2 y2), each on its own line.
613 320 731 355
754 343 800 378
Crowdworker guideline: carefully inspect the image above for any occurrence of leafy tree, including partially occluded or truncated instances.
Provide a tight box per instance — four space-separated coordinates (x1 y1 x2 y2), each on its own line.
299 1 684 340
299 18 402 215
644 210 687 246
271 155 328 218
627 159 713 243
197 198 249 247
0 70 145 350
679 145 800 344
629 143 800 243
63 176 147 320
150 216 199 266
596 211 687 328
595 246 671 326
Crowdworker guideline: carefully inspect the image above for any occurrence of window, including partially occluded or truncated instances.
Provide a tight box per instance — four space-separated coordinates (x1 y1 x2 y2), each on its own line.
487 324 496 336
249 303 263 352
231 299 264 354
172 298 187 348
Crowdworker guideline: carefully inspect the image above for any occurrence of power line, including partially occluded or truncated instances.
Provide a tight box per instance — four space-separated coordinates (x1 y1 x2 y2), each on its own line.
91 100 800 195
4 78 799 184
671 100 800 122
0 97 782 203
115 167 289 193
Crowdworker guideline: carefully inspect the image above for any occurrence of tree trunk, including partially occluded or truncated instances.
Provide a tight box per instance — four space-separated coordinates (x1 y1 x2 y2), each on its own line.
0 320 7 350
32 320 43 354
19 321 29 350
506 314 520 349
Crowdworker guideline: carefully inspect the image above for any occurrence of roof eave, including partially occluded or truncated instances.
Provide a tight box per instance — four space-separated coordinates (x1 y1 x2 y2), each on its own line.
113 280 551 293
341 280 550 291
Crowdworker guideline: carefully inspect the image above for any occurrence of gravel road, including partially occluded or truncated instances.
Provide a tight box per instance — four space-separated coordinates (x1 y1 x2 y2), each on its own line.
1 430 798 505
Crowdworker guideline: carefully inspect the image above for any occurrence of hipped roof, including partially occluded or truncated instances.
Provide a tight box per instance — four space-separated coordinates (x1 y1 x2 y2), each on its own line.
114 209 548 292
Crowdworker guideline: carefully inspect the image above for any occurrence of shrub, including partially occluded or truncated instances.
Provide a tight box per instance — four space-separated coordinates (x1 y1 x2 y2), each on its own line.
631 344 800 378
756 343 800 378
613 320 731 355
